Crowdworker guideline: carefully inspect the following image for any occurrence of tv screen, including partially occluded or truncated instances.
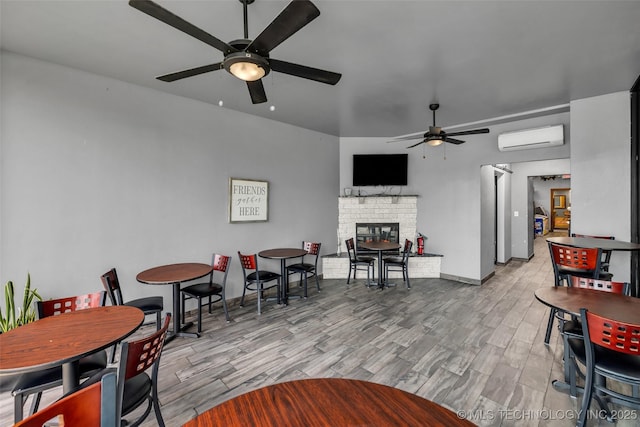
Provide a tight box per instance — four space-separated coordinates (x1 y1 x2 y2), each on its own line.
353 154 408 186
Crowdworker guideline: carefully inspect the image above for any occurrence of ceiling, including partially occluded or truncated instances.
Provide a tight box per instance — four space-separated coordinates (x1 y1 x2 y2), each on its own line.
2 0 639 138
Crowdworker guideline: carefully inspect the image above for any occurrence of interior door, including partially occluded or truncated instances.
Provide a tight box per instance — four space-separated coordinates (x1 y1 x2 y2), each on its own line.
550 187 571 231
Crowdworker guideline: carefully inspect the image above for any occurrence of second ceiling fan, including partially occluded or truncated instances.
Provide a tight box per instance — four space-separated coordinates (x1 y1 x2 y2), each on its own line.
129 0 341 104
390 104 489 148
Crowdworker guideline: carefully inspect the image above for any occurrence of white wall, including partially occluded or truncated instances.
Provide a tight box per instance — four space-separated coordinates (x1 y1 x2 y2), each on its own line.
0 52 340 307
509 159 571 259
341 112 570 283
480 165 496 279
570 91 632 282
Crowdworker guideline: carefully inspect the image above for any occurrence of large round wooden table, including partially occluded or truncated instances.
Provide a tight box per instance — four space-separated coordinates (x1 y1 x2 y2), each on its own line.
0 305 143 393
182 378 474 426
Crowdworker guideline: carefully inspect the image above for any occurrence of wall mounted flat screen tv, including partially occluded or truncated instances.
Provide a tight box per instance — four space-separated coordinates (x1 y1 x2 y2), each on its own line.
353 154 408 186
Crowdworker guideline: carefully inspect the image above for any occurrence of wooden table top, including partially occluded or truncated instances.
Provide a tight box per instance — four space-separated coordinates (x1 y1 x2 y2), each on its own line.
546 236 640 251
182 378 474 427
136 262 213 284
0 306 144 374
535 286 640 324
258 248 307 259
361 241 402 251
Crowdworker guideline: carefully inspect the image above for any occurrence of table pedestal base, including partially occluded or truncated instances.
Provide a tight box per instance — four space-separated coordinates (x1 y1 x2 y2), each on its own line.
166 283 200 343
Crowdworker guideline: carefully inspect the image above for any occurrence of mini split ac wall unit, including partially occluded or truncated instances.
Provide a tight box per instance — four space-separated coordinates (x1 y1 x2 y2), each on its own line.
497 125 564 151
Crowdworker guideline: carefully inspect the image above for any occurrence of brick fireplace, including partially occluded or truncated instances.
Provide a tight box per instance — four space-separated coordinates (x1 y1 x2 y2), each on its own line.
338 196 417 252
356 222 400 254
323 195 440 280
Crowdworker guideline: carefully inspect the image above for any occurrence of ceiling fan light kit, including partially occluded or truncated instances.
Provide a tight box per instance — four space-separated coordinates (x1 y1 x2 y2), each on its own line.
224 52 270 81
389 103 490 149
129 0 341 104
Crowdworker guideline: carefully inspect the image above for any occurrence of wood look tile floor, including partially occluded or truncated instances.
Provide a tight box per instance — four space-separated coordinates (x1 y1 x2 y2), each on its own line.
2 234 638 426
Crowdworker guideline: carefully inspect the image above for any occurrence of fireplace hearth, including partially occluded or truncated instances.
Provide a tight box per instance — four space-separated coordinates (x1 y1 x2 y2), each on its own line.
356 222 400 254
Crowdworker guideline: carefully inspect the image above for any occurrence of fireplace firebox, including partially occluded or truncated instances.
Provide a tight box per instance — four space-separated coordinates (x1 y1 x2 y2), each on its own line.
356 222 400 254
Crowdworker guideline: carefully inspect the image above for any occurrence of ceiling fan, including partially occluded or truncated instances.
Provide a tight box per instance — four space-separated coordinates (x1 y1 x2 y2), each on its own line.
390 104 490 148
129 0 341 104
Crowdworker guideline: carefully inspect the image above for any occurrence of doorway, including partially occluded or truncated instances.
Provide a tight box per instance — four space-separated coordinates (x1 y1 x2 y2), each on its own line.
550 187 571 232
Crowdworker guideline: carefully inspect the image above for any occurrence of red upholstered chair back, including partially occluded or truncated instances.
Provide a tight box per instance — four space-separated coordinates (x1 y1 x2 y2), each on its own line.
584 310 640 355
238 252 257 271
120 314 170 381
550 244 601 271
100 268 126 306
37 291 105 318
345 237 355 251
303 241 321 256
213 254 231 273
568 276 629 295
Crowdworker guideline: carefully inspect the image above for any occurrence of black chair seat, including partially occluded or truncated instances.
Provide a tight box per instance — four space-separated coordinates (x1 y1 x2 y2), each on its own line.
247 271 280 282
568 337 640 382
181 283 223 298
121 372 152 416
125 296 163 314
12 350 108 422
383 256 403 265
12 351 107 393
287 262 314 273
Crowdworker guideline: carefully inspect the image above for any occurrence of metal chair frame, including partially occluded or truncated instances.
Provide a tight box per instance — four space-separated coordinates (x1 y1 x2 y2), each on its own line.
383 239 413 289
345 238 375 286
286 241 321 298
180 253 231 332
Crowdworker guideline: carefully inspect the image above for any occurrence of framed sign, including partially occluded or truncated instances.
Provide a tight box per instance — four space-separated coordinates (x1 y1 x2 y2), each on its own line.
229 178 269 223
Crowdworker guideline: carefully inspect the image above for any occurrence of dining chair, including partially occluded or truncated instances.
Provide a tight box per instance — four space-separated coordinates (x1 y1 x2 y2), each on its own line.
543 242 612 344
571 233 615 271
383 238 412 289
14 372 117 427
11 291 109 423
116 313 170 427
238 251 281 315
286 241 321 298
560 275 631 397
568 308 640 427
180 253 231 332
101 268 164 362
345 238 375 285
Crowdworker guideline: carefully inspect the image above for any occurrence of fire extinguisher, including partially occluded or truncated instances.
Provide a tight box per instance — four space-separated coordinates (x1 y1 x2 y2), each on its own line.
416 233 425 255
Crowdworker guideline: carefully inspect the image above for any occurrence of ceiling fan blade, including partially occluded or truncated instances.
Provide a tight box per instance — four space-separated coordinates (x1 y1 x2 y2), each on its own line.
246 0 320 56
156 62 223 82
445 128 490 137
444 137 466 145
247 80 267 104
407 140 426 149
269 59 341 85
128 0 237 55
389 134 427 142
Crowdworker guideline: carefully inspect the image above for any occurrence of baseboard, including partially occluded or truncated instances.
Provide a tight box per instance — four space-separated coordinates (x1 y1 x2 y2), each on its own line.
440 273 482 286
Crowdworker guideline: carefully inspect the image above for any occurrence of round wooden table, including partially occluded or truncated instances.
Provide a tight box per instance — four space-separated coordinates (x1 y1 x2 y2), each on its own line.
259 248 307 304
535 286 640 395
360 241 402 289
546 236 640 252
535 286 640 324
137 262 212 341
182 378 474 427
0 306 143 393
